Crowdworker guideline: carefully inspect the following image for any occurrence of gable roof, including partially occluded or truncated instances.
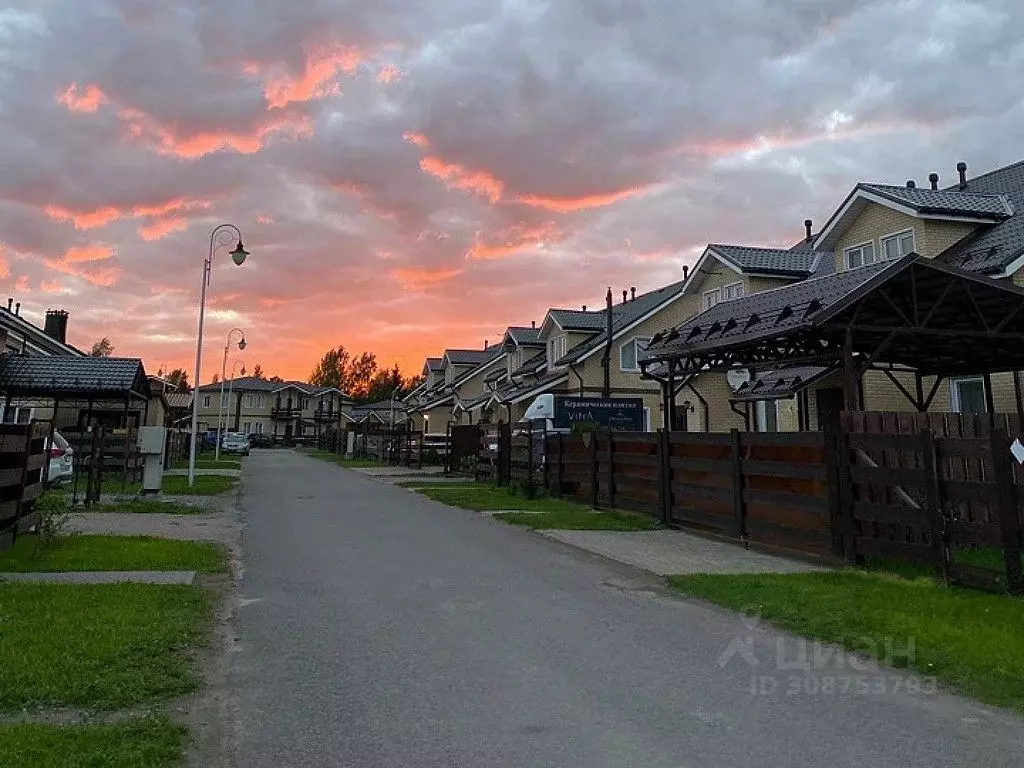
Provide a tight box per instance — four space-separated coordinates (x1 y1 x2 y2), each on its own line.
444 348 499 367
166 391 194 409
938 160 1024 275
0 355 150 398
546 309 608 333
505 326 543 346
706 244 820 278
195 376 349 398
422 357 443 375
731 366 836 402
554 279 688 365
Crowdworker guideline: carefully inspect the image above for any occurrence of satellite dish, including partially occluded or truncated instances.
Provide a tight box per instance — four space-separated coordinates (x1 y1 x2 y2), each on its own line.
726 368 752 391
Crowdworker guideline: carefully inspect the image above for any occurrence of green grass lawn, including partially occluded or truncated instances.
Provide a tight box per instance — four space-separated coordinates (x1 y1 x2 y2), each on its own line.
172 456 242 470
495 508 661 531
0 583 209 710
0 717 185 768
299 448 383 468
160 474 237 496
0 535 227 574
668 568 1024 714
89 498 209 515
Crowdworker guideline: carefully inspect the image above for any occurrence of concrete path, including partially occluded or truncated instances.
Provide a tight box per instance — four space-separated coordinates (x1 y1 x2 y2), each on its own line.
69 511 238 546
356 465 445 477
538 529 825 575
227 450 1024 768
165 468 241 477
0 570 196 584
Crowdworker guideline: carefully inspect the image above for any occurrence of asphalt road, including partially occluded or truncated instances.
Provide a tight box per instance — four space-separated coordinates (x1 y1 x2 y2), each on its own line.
228 450 1024 767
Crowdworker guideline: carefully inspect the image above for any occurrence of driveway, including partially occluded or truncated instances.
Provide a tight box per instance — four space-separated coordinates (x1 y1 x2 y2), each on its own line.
227 449 1024 767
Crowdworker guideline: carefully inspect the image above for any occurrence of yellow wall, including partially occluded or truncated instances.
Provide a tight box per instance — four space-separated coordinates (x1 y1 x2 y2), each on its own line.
833 202 975 271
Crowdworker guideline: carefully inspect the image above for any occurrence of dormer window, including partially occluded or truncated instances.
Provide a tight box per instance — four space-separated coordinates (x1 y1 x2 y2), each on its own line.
844 241 876 269
703 282 743 310
620 337 652 373
880 229 915 260
547 335 567 368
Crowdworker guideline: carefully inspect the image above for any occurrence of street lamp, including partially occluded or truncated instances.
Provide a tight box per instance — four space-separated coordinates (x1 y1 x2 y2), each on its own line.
215 329 246 461
225 358 247 436
188 224 250 487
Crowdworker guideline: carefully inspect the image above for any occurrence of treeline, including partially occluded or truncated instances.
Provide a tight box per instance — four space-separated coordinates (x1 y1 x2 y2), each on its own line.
309 345 421 404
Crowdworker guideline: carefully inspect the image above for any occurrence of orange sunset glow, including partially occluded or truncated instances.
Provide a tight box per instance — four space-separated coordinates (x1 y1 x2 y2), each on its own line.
0 2 1019 385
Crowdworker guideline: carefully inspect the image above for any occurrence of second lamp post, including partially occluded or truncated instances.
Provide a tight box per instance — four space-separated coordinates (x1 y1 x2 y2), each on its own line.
215 328 246 461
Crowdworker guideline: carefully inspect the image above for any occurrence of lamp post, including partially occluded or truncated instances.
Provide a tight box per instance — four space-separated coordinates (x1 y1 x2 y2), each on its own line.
226 358 247 435
215 329 246 461
188 224 250 487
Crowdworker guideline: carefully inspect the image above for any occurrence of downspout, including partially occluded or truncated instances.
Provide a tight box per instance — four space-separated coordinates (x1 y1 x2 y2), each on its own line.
569 362 585 396
602 286 613 398
686 381 709 432
729 400 751 431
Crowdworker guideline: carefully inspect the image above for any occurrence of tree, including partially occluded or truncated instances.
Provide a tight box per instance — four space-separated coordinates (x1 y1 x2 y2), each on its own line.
89 337 114 357
269 375 284 383
309 346 379 400
364 364 405 403
252 363 264 379
211 374 219 385
165 368 191 392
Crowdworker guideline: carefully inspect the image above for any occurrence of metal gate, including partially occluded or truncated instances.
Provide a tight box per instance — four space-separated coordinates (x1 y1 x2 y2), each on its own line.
447 424 480 474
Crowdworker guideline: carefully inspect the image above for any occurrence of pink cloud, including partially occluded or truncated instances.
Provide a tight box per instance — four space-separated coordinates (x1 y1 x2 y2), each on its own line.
254 45 364 109
419 156 504 203
56 83 108 113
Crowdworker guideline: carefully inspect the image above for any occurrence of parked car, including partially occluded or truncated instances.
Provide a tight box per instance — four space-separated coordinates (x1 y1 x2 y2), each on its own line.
45 430 74 487
248 433 272 449
220 432 251 456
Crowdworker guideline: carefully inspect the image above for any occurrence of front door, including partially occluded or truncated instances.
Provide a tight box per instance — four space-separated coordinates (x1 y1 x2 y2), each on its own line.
815 387 845 431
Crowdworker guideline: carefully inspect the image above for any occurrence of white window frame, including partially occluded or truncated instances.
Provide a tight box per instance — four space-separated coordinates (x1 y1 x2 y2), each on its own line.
619 337 653 373
643 407 651 432
703 281 743 310
547 335 567 369
880 228 916 262
844 240 876 270
950 376 987 414
242 421 252 434
203 395 211 408
755 400 779 432
254 422 264 434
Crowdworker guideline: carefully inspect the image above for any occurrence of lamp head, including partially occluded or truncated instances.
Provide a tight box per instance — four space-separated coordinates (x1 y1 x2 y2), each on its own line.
238 337 247 351
230 240 249 266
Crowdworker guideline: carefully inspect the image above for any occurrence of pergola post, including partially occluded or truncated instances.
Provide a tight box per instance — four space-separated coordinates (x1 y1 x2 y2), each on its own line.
983 372 996 416
1014 371 1024 427
914 373 926 412
842 329 860 412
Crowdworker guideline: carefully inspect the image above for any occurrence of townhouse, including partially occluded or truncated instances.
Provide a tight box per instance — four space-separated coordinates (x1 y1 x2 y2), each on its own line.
641 158 1024 432
194 376 351 441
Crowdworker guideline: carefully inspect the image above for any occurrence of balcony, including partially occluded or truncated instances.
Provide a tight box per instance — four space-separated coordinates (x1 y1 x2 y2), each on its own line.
313 409 338 422
271 407 302 420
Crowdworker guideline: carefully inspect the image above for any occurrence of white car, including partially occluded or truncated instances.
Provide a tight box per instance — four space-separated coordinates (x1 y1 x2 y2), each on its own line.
220 432 251 456
46 430 74 487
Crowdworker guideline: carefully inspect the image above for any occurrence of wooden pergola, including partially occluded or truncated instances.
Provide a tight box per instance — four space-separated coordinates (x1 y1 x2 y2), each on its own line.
640 255 1024 428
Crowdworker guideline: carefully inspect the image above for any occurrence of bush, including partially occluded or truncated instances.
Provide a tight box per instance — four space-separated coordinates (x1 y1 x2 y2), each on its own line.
457 455 479 477
34 491 73 543
423 448 441 465
570 421 602 434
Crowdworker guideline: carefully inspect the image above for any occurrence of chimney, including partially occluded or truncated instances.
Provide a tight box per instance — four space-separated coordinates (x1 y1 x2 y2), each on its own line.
929 172 939 190
5 298 10 312
15 302 20 316
622 289 628 304
906 180 916 188
43 310 69 344
683 265 690 280
484 339 488 349
804 219 813 242
957 161 968 190
630 286 636 301
531 320 535 328
582 305 587 311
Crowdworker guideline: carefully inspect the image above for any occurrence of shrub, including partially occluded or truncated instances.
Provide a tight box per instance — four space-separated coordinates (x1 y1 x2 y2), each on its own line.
34 491 73 543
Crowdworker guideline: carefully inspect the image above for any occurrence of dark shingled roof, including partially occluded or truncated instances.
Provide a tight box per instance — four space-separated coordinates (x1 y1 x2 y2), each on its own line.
708 244 819 278
196 377 348 398
860 183 1013 219
547 309 608 332
731 366 835 402
424 357 443 372
506 327 543 345
0 355 149 397
552 279 688 365
939 160 1024 274
645 261 894 357
512 350 546 376
165 391 194 409
445 348 501 366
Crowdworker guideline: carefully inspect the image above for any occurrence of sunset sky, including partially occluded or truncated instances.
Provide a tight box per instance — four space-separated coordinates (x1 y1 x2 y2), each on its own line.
1 1 1022 383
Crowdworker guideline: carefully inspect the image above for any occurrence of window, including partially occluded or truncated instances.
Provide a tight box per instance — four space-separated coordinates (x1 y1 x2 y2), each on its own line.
203 395 211 408
254 422 264 434
880 229 915 261
755 400 779 432
950 377 987 414
844 241 876 269
243 421 252 434
703 282 743 310
301 398 309 410
619 337 653 372
547 335 567 366
2 405 32 424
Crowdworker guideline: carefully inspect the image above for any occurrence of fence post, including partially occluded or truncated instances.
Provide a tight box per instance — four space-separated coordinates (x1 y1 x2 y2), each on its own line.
606 430 616 509
835 429 858 562
659 429 672 526
555 434 564 496
590 431 599 508
989 428 1023 594
823 426 845 557
730 429 746 541
919 429 949 583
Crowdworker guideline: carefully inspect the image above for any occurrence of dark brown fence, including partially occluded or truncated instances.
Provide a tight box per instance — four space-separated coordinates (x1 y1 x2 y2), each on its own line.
64 427 142 487
0 421 49 549
545 429 832 556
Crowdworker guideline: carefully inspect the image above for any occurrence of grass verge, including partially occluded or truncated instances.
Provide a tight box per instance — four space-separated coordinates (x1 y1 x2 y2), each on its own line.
299 448 383 468
0 583 209 710
89 499 208 515
495 508 660 531
668 569 1024 713
160 475 237 496
0 535 228 574
0 717 186 768
416 483 593 513
172 457 242 470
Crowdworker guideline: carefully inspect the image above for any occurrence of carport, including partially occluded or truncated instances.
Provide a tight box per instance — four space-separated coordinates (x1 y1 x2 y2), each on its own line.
640 254 1024 424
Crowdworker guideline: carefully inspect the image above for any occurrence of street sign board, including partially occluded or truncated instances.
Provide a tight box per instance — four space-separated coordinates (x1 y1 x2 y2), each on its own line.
552 397 645 431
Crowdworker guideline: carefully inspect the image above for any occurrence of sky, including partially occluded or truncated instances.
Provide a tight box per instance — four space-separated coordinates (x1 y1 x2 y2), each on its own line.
0 0 1022 383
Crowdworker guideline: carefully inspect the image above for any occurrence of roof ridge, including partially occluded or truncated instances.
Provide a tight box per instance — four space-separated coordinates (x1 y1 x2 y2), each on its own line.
710 243 810 254
942 158 1024 189
865 181 1005 199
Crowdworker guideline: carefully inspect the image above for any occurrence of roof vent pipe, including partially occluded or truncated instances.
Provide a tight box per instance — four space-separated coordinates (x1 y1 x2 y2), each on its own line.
906 180 916 188
929 173 939 190
6 298 11 311
531 320 535 328
683 265 690 280
14 302 20 316
622 289 628 304
582 305 586 311
631 286 636 301
957 161 968 190
804 219 813 242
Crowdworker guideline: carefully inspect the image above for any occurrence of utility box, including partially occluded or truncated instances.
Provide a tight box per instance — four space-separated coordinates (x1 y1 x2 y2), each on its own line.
137 426 167 495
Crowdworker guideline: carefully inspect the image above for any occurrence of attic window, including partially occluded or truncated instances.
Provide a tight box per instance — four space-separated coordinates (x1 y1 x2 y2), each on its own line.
703 282 744 310
880 229 915 261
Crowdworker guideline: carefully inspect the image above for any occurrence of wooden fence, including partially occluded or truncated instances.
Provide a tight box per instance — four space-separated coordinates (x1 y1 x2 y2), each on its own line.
545 429 833 556
64 427 142 486
0 421 49 549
